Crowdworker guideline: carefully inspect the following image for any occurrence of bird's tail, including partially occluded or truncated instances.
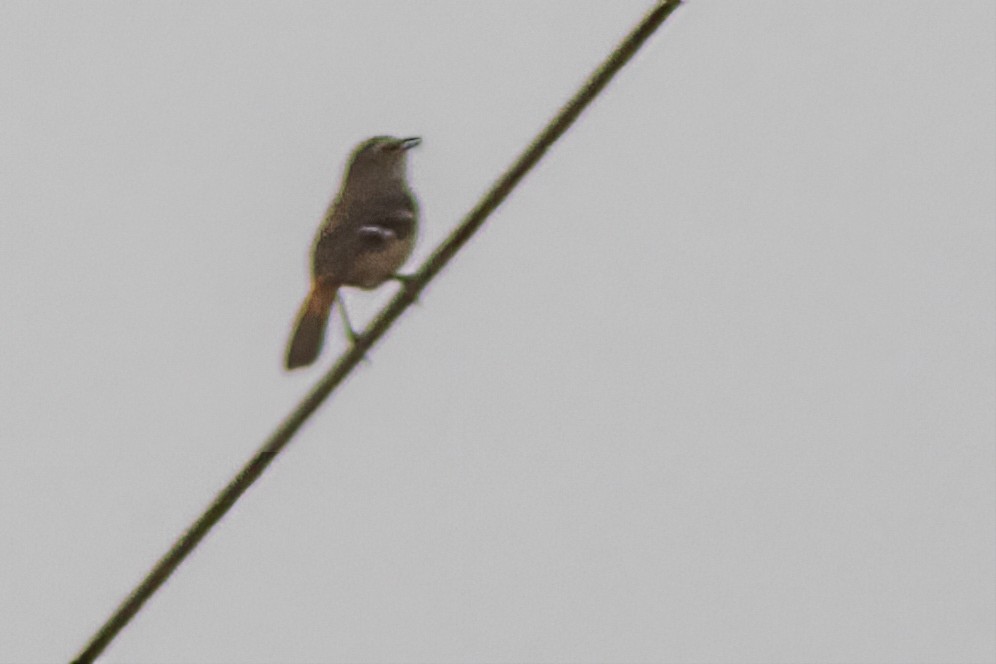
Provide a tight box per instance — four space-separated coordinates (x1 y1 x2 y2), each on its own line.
286 280 338 369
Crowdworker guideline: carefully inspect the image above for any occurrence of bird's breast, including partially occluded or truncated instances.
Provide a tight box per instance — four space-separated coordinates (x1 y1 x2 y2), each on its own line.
346 232 416 289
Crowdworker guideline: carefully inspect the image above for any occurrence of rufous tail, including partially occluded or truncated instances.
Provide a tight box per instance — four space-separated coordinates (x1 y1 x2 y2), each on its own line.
285 280 338 369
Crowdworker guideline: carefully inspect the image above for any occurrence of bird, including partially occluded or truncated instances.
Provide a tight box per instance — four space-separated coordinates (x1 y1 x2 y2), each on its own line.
285 135 421 369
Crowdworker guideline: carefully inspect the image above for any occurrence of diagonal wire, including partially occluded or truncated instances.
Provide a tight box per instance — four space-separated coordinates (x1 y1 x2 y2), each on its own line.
70 2 682 661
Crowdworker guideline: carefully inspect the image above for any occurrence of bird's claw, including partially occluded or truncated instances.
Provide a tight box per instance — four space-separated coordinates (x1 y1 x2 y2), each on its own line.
343 328 371 364
392 273 421 302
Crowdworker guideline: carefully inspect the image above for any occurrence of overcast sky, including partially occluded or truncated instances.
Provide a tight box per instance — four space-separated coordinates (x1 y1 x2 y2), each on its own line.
1 2 994 663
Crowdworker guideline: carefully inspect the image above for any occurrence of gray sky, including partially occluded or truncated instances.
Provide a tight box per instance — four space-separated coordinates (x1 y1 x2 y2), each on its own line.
2 2 994 663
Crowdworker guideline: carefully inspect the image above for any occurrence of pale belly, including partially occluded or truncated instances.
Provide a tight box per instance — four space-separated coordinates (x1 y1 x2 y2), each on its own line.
346 236 415 289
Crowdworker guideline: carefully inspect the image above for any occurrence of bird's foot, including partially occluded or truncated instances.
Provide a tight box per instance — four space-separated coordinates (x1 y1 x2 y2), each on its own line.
392 273 421 302
344 328 372 364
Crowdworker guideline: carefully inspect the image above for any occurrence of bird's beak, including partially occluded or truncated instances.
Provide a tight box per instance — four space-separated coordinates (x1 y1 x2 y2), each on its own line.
398 137 421 150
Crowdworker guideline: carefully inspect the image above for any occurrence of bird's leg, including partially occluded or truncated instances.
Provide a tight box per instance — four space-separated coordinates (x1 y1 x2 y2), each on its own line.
336 297 373 363
336 295 362 345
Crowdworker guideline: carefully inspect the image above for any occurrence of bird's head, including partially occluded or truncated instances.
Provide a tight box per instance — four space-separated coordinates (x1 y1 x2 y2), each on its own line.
346 135 421 182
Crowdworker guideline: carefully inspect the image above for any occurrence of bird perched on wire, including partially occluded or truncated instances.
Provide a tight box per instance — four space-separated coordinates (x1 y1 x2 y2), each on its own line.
286 135 422 369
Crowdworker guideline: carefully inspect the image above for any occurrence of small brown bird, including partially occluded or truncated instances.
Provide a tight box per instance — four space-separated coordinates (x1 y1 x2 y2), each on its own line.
286 135 421 369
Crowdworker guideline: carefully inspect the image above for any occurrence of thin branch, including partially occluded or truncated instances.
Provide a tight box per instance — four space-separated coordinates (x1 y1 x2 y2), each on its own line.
71 2 682 661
